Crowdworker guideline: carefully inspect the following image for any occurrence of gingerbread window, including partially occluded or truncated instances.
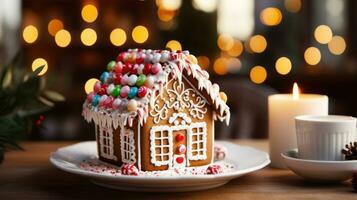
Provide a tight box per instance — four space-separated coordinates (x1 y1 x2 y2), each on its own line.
150 126 173 166
98 125 117 160
188 122 207 160
120 128 136 164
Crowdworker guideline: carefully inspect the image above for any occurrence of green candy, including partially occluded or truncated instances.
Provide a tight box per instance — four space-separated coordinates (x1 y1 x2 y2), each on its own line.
107 60 116 71
111 86 121 97
136 74 146 86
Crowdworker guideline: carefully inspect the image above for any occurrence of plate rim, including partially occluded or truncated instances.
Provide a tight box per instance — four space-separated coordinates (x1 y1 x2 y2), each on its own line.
50 140 271 181
281 148 357 164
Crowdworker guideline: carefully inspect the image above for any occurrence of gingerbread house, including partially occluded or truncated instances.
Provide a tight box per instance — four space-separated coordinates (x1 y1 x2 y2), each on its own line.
82 49 230 171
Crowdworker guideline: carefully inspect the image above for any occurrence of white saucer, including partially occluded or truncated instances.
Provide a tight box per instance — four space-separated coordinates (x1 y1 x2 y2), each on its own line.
282 149 357 182
50 141 270 192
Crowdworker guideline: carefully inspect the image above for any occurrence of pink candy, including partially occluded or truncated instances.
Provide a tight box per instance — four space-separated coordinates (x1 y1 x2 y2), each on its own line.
121 74 129 85
103 96 114 108
99 95 108 107
87 92 95 102
120 85 130 98
151 63 162 74
178 144 186 154
93 81 101 93
112 98 122 109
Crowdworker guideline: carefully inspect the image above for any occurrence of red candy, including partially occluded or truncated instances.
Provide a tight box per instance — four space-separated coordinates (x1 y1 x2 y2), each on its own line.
130 64 139 74
98 84 108 95
206 165 223 175
114 73 122 85
151 63 162 74
176 134 185 142
93 81 101 93
114 62 123 74
137 86 148 98
136 54 145 64
104 96 114 108
121 164 139 176
176 157 184 164
143 63 152 75
116 52 126 62
122 63 132 74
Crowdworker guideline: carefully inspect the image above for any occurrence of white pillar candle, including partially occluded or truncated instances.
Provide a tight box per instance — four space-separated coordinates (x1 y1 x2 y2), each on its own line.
268 83 328 168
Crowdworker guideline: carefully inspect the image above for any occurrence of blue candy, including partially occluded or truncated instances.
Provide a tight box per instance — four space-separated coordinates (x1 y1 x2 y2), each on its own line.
92 94 100 106
128 87 138 99
100 72 110 83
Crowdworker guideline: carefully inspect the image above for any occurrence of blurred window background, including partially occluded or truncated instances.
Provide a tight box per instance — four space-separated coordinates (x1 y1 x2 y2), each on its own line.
0 0 356 140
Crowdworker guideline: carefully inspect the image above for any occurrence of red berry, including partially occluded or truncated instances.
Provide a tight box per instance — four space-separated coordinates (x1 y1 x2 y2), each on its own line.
176 157 184 164
176 134 185 142
137 86 148 98
122 63 132 74
143 63 152 75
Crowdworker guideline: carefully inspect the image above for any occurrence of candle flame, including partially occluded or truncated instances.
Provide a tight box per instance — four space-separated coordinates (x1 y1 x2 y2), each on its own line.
293 82 299 100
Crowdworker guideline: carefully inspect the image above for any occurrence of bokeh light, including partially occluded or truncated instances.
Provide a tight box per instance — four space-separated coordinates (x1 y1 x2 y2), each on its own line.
284 0 302 13
250 66 267 84
23 25 38 44
213 57 229 75
275 57 292 75
314 25 333 44
328 36 346 55
55 29 71 47
81 28 97 46
227 57 242 73
110 28 127 46
217 34 234 51
157 7 176 22
304 47 321 65
84 78 99 94
227 40 243 57
32 58 48 76
260 7 282 26
249 35 267 53
48 19 64 36
81 4 98 23
197 56 210 69
166 40 182 51
192 0 217 13
132 25 149 44
156 0 182 10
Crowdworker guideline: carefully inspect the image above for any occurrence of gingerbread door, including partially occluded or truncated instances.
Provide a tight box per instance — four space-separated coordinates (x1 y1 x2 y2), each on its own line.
172 129 187 168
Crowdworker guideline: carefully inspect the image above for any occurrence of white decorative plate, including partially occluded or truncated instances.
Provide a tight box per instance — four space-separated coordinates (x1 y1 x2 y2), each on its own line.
282 149 357 182
50 141 270 192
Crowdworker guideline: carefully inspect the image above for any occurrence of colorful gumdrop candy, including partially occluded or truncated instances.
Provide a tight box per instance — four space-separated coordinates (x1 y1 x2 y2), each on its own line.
92 94 100 107
120 85 130 98
137 86 148 98
111 86 121 97
128 87 138 99
127 99 138 112
107 60 116 71
136 74 146 86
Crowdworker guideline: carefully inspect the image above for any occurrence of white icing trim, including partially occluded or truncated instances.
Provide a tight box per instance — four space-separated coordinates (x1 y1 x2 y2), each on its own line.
150 79 208 124
150 125 173 167
150 122 208 168
168 112 192 125
187 122 207 161
120 127 136 164
98 125 117 160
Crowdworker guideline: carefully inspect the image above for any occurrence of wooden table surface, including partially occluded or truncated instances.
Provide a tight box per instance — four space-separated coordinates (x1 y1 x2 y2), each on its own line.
0 140 355 199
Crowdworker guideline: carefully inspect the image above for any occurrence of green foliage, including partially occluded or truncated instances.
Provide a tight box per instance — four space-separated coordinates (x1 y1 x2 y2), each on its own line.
0 53 65 163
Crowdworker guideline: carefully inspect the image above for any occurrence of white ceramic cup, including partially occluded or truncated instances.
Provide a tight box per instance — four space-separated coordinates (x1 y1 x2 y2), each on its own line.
295 115 356 161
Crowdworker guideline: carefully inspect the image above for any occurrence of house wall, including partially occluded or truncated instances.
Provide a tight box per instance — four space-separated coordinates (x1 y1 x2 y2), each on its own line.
140 76 213 171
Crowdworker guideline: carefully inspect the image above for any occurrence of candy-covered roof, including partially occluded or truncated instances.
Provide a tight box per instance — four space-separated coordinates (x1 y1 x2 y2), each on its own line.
82 49 230 128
